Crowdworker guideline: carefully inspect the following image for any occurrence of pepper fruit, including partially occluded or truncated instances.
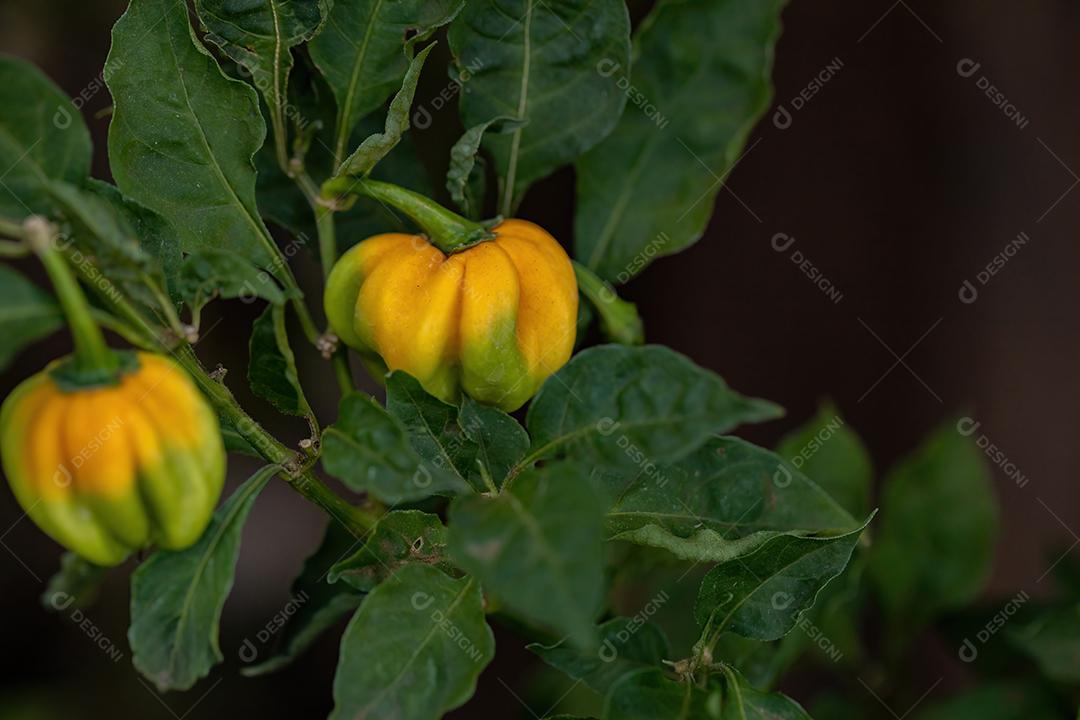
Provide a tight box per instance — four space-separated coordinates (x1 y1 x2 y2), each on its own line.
324 181 577 412
1 352 226 566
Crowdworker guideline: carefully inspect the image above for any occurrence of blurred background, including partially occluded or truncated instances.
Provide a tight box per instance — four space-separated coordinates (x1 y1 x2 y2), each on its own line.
1 0 1078 717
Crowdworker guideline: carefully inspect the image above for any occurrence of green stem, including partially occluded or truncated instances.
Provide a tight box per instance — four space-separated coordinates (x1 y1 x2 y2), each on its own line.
323 178 494 255
0 239 29 257
0 215 23 239
174 344 377 535
572 261 644 346
315 204 337 281
24 217 118 376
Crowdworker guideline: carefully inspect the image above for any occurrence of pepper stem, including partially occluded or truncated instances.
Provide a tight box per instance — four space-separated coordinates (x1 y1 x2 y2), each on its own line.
323 178 494 255
572 261 645 346
24 217 118 377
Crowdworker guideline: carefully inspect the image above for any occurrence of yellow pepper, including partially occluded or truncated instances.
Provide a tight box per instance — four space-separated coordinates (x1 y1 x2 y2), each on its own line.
326 216 578 412
0 352 226 565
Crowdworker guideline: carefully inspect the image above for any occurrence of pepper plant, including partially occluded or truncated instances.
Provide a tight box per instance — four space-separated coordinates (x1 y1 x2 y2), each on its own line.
0 1 1070 719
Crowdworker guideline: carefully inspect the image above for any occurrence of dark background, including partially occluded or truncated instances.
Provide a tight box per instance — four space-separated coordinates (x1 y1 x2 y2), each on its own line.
1 0 1077 717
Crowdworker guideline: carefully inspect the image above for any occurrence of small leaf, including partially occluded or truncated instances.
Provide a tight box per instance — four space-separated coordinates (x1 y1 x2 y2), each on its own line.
248 303 312 417
106 0 281 271
776 403 873 518
329 510 451 592
177 248 285 312
242 520 364 676
448 463 605 647
602 669 719 720
529 616 670 695
605 437 857 564
129 466 274 691
336 44 434 177
869 421 998 630
329 564 494 720
41 552 108 612
1007 604 1080 684
0 265 62 372
524 345 781 473
694 514 874 642
322 392 471 503
575 0 786 281
459 396 529 490
446 116 521 217
449 0 631 211
0 55 91 219
310 0 463 166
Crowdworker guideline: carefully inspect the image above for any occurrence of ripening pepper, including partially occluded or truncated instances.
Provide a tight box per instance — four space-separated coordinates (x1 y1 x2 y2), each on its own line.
325 215 578 412
0 352 226 566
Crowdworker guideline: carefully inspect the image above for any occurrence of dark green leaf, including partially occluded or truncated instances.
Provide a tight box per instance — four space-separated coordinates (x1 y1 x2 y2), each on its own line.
329 564 494 720
41 552 108 612
242 519 364 676
130 466 274 691
449 0 631 211
605 437 858 563
310 0 463 167
329 510 451 592
446 117 521 217
322 392 471 502
695 515 873 641
911 682 1062 720
0 55 91 219
177 248 285 312
1007 604 1080 684
602 669 719 720
714 668 812 720
336 44 434 177
524 345 781 474
0 265 62 372
46 180 168 312
530 616 670 695
459 396 529 490
248 303 312 417
106 0 280 270
576 0 785 282
449 463 605 647
194 0 326 156
776 403 872 518
869 421 998 629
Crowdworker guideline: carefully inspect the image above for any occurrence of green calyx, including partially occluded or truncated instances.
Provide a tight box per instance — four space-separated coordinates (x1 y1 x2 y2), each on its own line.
49 350 140 392
322 178 495 255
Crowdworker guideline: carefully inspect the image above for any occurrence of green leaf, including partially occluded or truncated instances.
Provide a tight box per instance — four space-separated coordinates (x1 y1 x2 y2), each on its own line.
776 403 873 518
193 0 327 153
329 564 494 720
694 515 873 642
46 180 168 312
524 345 781 474
714 668 812 720
459 396 529 490
605 437 858 564
0 55 91 219
1007 604 1080 684
106 0 280 271
336 43 434 177
868 421 998 629
575 0 786 282
322 392 471 503
530 616 670 695
310 0 463 167
177 248 285 312
911 682 1062 720
329 510 451 592
448 463 605 647
41 552 108 612
130 466 274 691
0 265 62 372
449 0 631 212
248 303 312 417
602 669 719 720
446 116 521 217
242 520 364 676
